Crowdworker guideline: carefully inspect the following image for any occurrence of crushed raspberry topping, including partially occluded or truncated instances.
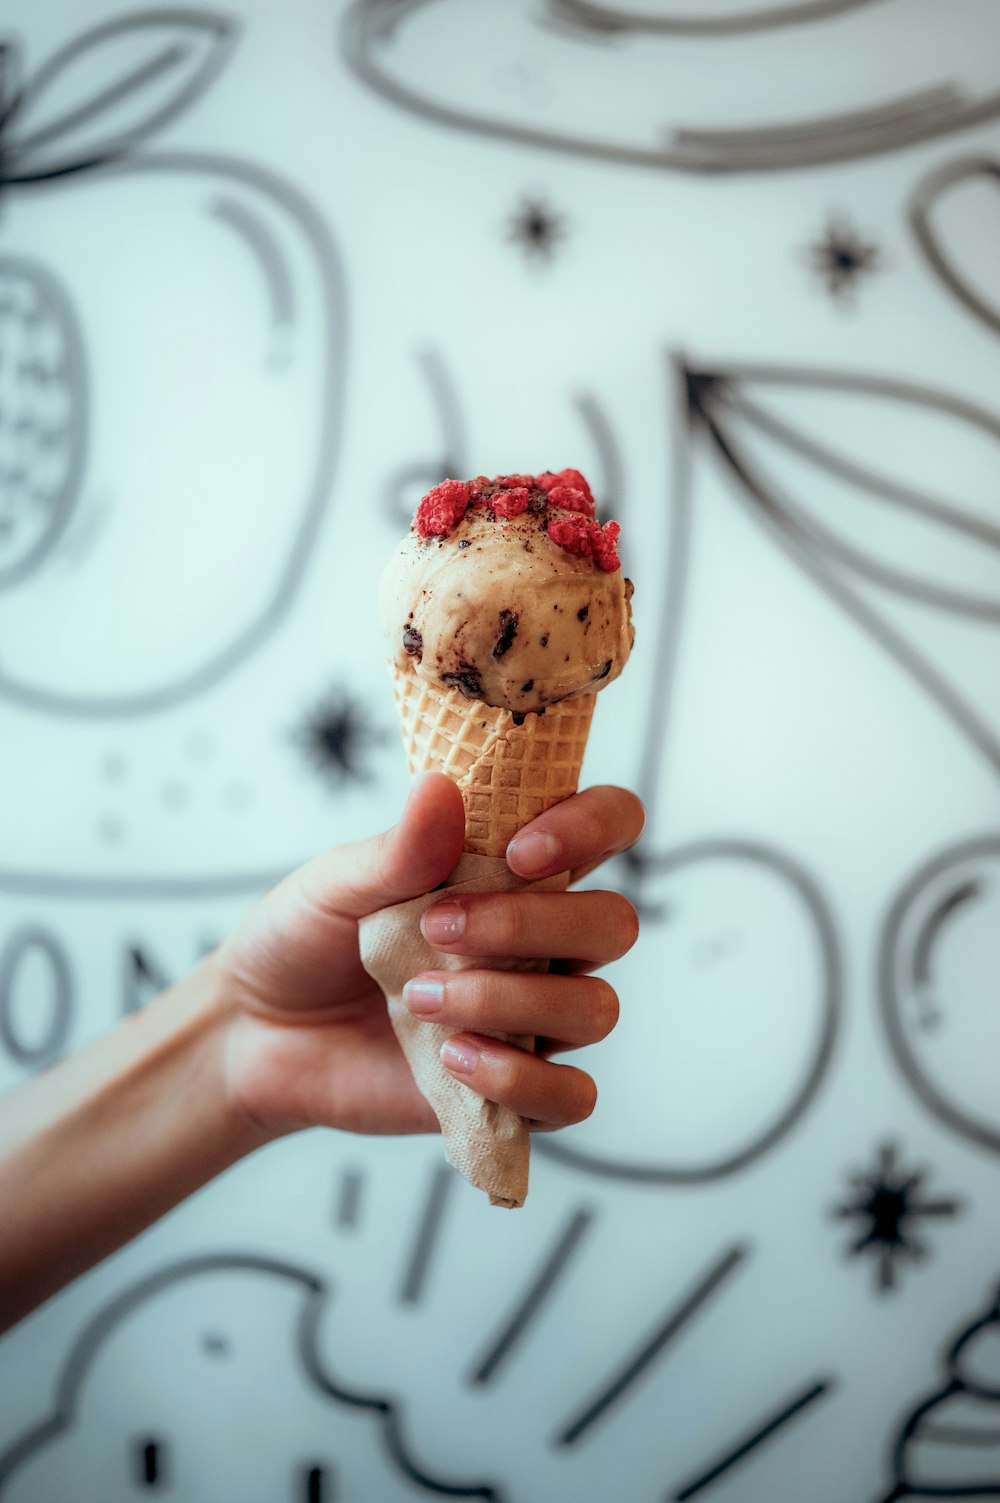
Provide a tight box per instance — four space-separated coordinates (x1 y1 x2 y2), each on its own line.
546 514 621 572
413 468 621 568
539 468 593 502
545 484 594 516
491 486 531 519
415 479 473 537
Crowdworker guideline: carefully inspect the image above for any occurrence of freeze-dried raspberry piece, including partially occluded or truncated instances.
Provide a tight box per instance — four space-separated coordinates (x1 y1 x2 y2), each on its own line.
593 519 621 572
495 472 537 489
415 479 473 537
547 513 597 557
546 484 594 516
491 486 531 519
538 468 594 503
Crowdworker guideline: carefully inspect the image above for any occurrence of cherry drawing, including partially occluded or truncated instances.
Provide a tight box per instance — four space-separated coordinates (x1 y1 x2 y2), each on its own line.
0 11 346 716
879 837 1000 1159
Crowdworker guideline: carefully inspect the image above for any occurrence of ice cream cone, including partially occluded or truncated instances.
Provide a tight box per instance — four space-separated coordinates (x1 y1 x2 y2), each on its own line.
391 661 596 856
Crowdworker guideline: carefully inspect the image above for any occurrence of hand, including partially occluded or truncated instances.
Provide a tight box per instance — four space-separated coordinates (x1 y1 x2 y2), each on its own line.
216 774 643 1142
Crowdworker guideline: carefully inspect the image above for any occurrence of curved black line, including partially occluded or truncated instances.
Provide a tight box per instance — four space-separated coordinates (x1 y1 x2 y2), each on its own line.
675 85 963 148
3 9 236 177
912 879 982 987
879 836 1000 1156
693 391 1000 777
910 156 1000 339
209 193 295 328
339 3 1000 176
538 837 842 1184
727 390 1000 604
0 255 88 591
381 347 467 529
0 1251 503 1500
0 148 346 718
13 44 186 155
547 0 884 37
573 391 625 521
0 926 73 1067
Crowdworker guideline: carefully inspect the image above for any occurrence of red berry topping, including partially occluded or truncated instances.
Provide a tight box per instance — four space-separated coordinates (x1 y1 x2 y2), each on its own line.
539 468 594 502
546 484 594 516
546 513 622 570
491 486 531 519
495 473 537 489
415 479 473 537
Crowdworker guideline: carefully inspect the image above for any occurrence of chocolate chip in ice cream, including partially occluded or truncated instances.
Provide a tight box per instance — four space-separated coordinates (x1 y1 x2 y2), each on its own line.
402 626 423 658
493 610 518 658
441 668 484 700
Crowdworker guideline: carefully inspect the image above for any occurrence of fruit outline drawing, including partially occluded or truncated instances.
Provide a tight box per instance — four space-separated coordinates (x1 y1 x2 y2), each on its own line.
0 9 346 717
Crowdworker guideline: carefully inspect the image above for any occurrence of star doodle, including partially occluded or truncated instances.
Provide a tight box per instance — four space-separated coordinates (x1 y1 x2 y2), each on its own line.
808 215 882 302
832 1142 961 1293
295 690 386 788
505 194 568 263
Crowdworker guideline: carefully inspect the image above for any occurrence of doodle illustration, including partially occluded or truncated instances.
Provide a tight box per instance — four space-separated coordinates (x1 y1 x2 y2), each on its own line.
539 837 841 1184
880 837 1000 1156
0 10 345 716
832 1143 962 1293
504 194 567 263
878 1281 1000 1501
682 358 1000 777
0 1253 500 1500
910 157 1000 339
340 0 1000 175
807 215 883 304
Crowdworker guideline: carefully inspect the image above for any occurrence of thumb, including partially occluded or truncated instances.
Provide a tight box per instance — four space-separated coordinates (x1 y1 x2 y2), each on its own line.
307 772 466 920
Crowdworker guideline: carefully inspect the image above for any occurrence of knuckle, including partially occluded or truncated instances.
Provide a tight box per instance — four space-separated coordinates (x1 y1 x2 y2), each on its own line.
485 894 527 952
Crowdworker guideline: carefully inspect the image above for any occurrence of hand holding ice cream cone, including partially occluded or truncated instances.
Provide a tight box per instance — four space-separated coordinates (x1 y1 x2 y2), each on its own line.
360 470 636 1205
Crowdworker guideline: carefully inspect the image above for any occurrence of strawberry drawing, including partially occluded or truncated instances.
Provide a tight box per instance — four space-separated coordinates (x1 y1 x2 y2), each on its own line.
0 11 345 715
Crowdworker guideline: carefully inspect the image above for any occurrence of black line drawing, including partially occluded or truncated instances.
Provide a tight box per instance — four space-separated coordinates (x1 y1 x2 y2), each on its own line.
334 1168 365 1230
504 194 567 262
0 1252 501 1499
0 863 289 900
574 391 625 524
539 835 841 1185
910 156 1000 339
808 214 882 303
672 1377 835 1500
544 0 883 38
469 1207 595 1387
877 1281 1000 1501
879 836 1000 1157
0 11 347 718
832 1142 962 1293
682 357 1000 776
294 687 388 788
399 1162 457 1305
0 255 87 588
339 0 1000 176
553 1243 749 1445
382 347 467 531
0 925 73 1069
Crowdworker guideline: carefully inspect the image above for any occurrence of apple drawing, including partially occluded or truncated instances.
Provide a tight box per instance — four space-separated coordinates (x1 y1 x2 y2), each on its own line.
539 839 840 1184
0 11 345 716
910 156 1000 341
340 0 1000 176
879 836 1000 1158
0 1253 499 1501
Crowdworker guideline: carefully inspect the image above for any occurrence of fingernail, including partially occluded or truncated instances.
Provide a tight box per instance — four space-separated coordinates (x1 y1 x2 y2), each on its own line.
507 829 562 876
441 1037 479 1075
422 902 466 942
404 978 444 1015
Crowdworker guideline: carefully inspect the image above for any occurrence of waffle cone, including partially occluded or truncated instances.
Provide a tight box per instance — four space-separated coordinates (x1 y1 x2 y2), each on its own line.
391 663 595 854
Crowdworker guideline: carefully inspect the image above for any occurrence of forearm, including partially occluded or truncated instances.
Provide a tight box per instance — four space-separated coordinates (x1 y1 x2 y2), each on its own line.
0 955 266 1333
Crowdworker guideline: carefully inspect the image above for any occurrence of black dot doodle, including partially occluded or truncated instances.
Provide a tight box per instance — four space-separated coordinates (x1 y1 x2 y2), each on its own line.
807 215 882 302
831 1142 962 1294
294 689 387 788
504 194 567 263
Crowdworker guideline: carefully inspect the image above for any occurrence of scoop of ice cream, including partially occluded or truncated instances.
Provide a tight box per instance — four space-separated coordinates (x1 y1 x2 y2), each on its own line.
379 472 634 715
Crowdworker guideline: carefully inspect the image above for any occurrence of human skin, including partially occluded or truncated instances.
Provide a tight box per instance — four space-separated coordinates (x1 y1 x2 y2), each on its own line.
0 774 642 1333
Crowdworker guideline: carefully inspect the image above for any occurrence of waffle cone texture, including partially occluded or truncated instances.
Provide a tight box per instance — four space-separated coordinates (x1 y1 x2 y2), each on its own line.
391 663 595 855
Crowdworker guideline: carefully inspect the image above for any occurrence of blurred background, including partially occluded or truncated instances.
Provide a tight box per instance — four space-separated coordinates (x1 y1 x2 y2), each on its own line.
1 1 999 1498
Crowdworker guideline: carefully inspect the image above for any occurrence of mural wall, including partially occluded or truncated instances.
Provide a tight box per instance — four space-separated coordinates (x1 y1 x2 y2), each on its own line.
1 1 999 1498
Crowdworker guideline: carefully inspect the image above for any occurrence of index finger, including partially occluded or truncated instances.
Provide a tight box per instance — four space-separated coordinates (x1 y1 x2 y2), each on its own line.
504 785 645 884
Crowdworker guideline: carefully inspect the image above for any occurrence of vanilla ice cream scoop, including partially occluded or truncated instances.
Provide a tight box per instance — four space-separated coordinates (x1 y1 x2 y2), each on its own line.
379 472 634 716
